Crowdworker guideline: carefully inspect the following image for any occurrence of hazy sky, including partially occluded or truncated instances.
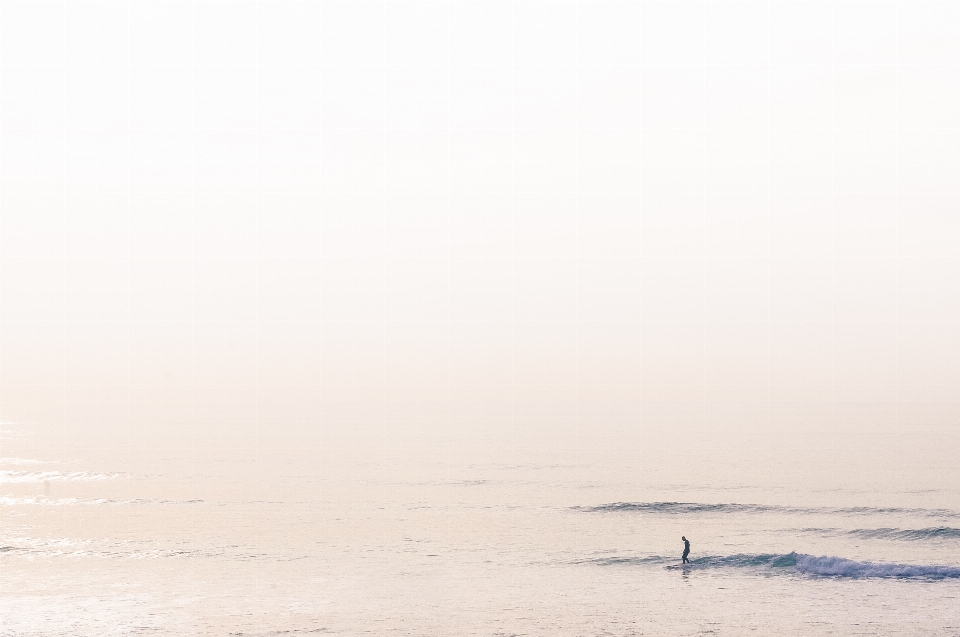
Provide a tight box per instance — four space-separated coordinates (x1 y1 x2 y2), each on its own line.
2 1 959 447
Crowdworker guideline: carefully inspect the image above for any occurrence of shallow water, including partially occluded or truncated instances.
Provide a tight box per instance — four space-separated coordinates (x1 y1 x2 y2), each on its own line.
2 420 960 636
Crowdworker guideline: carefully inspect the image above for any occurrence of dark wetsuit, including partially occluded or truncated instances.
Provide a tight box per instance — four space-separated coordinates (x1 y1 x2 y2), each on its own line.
682 539 690 563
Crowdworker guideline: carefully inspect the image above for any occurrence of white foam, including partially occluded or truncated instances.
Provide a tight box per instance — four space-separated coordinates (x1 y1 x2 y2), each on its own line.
0 470 122 484
796 554 960 579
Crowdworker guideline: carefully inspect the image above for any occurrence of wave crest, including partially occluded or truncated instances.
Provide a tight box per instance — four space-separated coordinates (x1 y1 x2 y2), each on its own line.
798 526 960 541
849 527 960 541
580 502 772 514
577 501 960 518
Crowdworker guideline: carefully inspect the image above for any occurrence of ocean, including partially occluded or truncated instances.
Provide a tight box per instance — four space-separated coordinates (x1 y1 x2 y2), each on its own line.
2 416 959 636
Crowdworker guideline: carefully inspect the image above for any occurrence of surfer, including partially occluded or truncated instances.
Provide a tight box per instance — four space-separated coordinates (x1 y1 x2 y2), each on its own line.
681 536 690 564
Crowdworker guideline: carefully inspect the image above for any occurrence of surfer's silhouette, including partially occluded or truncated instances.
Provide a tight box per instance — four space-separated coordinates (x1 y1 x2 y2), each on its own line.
681 536 690 564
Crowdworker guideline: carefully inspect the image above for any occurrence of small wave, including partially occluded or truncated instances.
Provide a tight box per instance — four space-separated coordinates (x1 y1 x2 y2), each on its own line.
577 555 671 567
577 501 960 519
0 470 123 484
686 553 803 569
795 526 960 541
580 502 776 514
848 527 960 541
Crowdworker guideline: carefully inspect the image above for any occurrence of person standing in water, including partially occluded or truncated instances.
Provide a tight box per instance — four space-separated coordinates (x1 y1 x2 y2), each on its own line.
681 536 690 563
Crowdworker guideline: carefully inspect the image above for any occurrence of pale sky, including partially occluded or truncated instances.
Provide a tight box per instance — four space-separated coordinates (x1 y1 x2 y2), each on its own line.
2 2 959 448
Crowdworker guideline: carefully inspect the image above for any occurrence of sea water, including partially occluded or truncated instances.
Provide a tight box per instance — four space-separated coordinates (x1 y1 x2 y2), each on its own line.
2 416 960 636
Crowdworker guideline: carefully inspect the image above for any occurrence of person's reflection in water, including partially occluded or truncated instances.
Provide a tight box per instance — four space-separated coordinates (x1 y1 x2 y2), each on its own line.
681 536 690 564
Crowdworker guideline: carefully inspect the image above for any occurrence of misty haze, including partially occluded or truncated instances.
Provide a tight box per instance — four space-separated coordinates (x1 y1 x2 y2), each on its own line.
2 2 960 635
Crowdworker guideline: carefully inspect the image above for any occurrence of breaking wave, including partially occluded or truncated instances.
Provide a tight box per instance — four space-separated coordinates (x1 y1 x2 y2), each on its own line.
793 554 960 579
585 552 960 579
576 501 960 519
